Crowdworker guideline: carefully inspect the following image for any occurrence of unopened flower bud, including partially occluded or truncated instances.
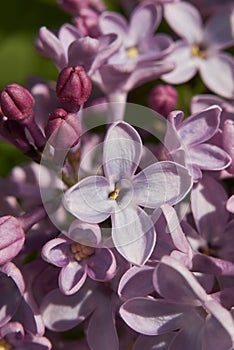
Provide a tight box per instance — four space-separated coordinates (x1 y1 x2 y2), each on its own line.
148 84 178 117
0 216 25 265
45 108 82 149
57 0 88 15
73 8 101 37
0 83 35 122
56 66 92 112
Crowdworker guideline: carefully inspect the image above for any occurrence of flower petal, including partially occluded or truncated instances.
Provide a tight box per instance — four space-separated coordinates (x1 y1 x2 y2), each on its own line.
178 105 221 146
204 8 234 51
191 174 229 242
161 41 197 84
164 2 203 44
103 121 142 183
128 4 161 45
120 297 188 335
87 248 116 281
133 333 174 350
133 161 192 208
63 176 114 223
112 206 156 266
59 261 87 295
199 53 234 99
189 143 231 170
67 220 102 246
99 11 128 37
42 237 70 267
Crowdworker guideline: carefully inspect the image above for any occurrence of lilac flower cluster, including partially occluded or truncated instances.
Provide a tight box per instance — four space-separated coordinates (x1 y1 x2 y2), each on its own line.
0 0 234 349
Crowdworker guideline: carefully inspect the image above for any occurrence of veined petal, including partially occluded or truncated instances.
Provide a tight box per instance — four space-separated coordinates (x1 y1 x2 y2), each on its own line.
112 206 156 266
199 53 234 99
189 143 232 170
63 176 114 223
178 105 221 146
133 161 192 208
103 121 142 183
164 2 203 44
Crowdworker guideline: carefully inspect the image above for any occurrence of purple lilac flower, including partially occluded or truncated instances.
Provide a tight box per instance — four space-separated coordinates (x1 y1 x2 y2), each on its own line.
63 121 192 265
0 322 51 350
42 220 116 295
162 2 234 98
120 255 234 350
165 105 231 181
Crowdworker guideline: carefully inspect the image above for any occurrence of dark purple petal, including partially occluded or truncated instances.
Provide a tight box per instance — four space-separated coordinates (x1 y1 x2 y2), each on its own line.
87 248 116 281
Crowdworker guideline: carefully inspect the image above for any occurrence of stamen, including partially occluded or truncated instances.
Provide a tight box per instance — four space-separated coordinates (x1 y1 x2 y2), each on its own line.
126 46 139 58
108 188 120 200
71 242 95 262
191 44 206 59
0 338 12 350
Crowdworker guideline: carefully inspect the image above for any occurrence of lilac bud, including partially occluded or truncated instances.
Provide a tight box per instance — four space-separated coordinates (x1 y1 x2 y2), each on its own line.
56 66 92 112
45 108 82 149
0 83 35 122
148 84 178 117
57 0 88 15
0 216 25 265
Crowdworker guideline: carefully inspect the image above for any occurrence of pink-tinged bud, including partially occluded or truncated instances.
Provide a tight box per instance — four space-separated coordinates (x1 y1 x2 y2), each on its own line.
0 216 25 265
0 83 35 122
148 84 178 117
57 0 105 15
45 108 82 149
56 66 92 112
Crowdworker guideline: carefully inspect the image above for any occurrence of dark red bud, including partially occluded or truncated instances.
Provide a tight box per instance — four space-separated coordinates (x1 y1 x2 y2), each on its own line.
148 84 178 117
56 66 92 112
45 108 82 149
0 83 35 122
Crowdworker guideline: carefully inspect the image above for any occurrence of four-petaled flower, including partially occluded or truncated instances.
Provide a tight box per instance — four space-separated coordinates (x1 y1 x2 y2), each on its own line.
63 121 192 265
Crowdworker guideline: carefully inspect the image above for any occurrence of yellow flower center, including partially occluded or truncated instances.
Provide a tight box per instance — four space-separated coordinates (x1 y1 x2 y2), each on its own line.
0 339 12 350
108 188 120 200
71 242 95 262
126 46 139 59
191 44 206 59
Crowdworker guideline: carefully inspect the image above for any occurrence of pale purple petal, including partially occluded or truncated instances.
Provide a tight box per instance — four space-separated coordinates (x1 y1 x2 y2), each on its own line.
120 297 188 335
59 261 87 295
133 161 192 208
99 11 128 37
63 176 114 223
161 41 197 84
191 174 229 241
164 2 203 43
128 4 161 44
203 8 234 51
41 237 70 267
133 333 175 350
103 121 142 183
68 37 99 70
118 266 154 300
227 195 234 214
199 53 234 99
58 24 81 52
87 248 116 281
190 94 225 114
189 143 231 170
203 314 234 350
112 206 156 266
67 220 102 246
223 119 234 173
153 256 208 305
36 27 66 69
178 106 221 146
